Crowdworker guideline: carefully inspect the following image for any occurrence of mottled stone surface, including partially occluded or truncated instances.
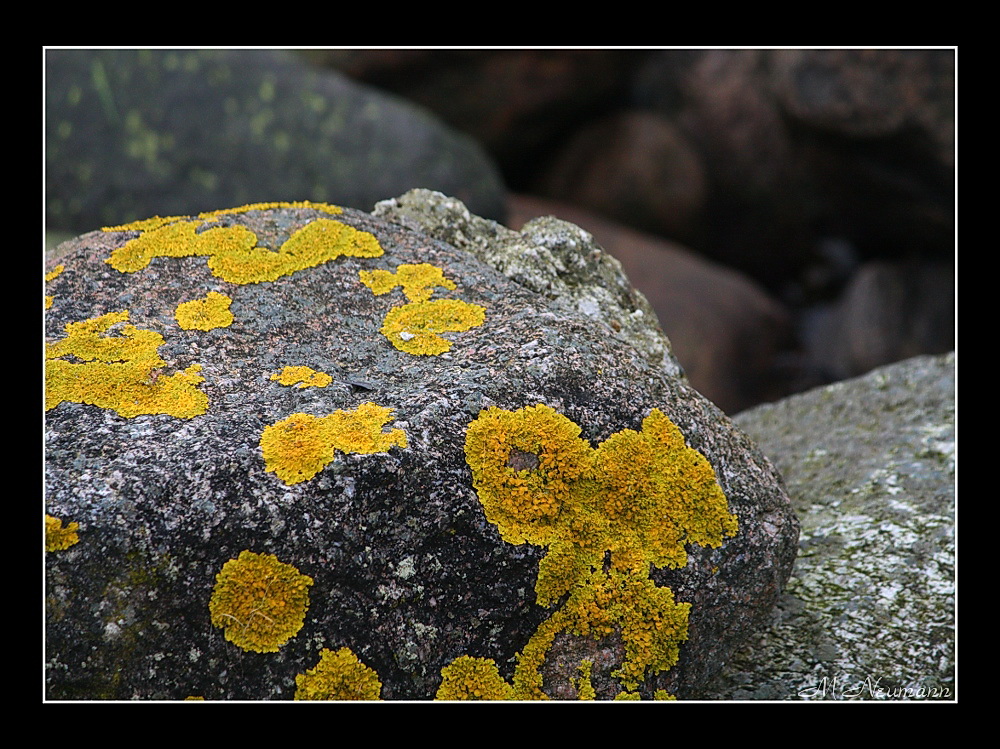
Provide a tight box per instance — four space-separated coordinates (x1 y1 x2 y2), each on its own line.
45 195 797 700
704 353 955 700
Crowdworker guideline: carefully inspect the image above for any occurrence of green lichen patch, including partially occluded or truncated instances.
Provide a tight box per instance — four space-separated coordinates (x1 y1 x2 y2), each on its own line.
209 550 314 653
174 291 234 331
260 403 407 485
295 647 383 700
45 310 208 419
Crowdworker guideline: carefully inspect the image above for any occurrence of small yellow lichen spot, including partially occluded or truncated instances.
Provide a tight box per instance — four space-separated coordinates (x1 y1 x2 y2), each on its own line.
260 403 407 485
45 310 208 419
269 365 333 389
295 647 383 701
45 514 79 552
45 264 65 309
380 299 486 356
435 656 515 701
209 550 314 653
175 291 234 331
359 263 458 303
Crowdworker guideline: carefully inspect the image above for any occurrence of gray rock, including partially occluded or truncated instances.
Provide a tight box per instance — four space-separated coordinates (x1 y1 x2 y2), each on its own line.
704 353 955 700
45 49 506 234
45 195 797 700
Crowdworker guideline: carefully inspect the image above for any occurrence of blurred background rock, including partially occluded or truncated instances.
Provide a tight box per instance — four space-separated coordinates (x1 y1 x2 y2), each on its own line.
45 48 955 415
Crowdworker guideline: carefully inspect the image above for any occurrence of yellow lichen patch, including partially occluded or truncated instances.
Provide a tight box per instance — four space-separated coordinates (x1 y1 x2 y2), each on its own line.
359 263 457 303
295 648 383 701
260 403 407 485
435 656 515 701
175 291 234 331
45 514 79 552
45 310 208 419
208 218 383 284
464 405 592 547
102 215 192 233
464 405 737 698
102 202 343 233
575 660 596 700
208 550 313 653
269 365 333 389
103 202 379 284
196 200 343 222
380 299 486 356
105 219 258 274
45 264 65 309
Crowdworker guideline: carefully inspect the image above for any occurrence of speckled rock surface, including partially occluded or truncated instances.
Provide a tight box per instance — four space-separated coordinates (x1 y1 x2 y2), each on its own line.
703 353 955 700
44 196 797 700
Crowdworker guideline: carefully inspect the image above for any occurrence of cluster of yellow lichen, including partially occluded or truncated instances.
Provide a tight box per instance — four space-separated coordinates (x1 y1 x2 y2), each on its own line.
45 310 208 419
434 656 515 700
259 403 407 485
269 365 333 389
294 647 383 700
103 202 382 285
45 514 80 552
360 262 485 355
456 404 737 699
208 550 314 653
175 291 234 331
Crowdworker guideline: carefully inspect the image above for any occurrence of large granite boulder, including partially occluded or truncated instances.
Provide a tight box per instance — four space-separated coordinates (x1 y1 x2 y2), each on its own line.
45 49 506 235
705 353 955 700
44 192 798 700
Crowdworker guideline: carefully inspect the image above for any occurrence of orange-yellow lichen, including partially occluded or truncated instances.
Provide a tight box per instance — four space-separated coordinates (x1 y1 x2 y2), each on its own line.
45 310 208 419
575 660 596 700
101 201 343 232
175 291 234 331
295 647 383 701
463 404 737 698
260 403 407 485
359 263 457 303
435 656 515 701
45 264 65 309
45 514 79 552
380 299 486 356
269 365 333 389
208 550 314 653
103 202 381 284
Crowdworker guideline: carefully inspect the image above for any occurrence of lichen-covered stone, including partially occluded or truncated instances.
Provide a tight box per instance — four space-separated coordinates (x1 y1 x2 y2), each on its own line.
706 353 955 700
44 195 797 700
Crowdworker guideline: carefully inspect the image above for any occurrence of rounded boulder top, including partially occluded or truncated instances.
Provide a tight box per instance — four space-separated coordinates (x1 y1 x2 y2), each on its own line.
44 195 798 700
